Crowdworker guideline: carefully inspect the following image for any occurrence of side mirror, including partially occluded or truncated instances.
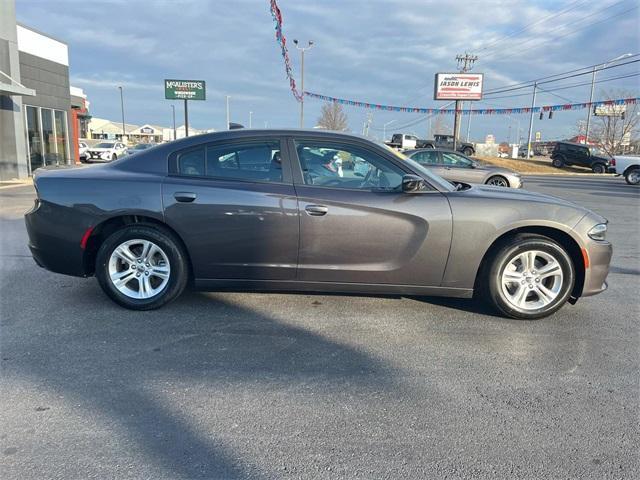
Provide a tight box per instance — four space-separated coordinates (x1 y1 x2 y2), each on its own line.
402 174 428 193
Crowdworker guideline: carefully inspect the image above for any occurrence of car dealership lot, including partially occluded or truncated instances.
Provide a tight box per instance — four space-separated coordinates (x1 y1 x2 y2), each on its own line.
1 176 638 479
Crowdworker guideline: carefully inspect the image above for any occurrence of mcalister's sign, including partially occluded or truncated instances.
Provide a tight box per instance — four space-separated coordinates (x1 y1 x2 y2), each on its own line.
164 79 206 101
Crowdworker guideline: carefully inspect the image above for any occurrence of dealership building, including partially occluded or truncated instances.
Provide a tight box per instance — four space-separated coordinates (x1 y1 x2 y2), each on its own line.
0 0 85 181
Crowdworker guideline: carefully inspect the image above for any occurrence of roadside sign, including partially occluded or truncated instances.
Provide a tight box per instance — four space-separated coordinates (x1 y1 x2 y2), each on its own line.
535 131 541 141
594 104 625 117
434 73 483 100
164 79 206 101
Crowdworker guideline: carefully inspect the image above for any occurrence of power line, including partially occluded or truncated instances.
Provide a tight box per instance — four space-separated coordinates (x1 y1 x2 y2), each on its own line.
483 2 638 61
476 0 589 53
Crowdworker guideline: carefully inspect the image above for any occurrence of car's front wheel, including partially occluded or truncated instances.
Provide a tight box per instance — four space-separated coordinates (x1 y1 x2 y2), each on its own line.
111 154 117 161
486 175 509 187
624 167 640 185
483 234 575 319
95 225 188 310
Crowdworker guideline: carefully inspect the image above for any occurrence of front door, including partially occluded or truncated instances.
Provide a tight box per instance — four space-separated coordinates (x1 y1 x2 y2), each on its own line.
440 151 484 184
290 138 452 286
163 137 299 280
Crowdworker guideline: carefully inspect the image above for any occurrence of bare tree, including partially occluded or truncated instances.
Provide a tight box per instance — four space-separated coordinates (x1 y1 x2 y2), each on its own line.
316 102 348 131
590 89 638 155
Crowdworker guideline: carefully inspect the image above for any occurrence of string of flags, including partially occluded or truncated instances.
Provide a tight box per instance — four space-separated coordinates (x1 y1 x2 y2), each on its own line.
304 91 639 116
269 0 302 102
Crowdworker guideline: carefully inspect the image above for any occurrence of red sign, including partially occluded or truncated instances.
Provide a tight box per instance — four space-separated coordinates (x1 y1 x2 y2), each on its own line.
434 73 484 101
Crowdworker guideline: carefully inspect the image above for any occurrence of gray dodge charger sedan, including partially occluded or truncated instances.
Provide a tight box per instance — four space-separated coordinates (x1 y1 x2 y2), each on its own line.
25 129 611 319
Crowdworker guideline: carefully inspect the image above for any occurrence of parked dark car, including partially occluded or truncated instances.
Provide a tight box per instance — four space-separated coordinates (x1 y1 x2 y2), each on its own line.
25 130 611 319
404 148 522 188
551 141 611 173
124 143 156 156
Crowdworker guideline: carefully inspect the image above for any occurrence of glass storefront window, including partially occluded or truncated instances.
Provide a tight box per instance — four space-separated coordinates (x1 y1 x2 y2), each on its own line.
54 110 68 163
26 106 43 171
41 108 56 166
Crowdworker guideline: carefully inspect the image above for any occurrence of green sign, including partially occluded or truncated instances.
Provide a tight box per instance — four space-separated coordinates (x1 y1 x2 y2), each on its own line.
164 79 206 101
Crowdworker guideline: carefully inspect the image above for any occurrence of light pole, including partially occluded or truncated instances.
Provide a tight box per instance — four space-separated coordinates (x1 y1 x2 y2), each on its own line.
383 120 396 140
585 53 632 144
249 111 253 129
226 95 230 130
526 82 538 159
171 104 176 140
293 39 313 128
118 86 125 140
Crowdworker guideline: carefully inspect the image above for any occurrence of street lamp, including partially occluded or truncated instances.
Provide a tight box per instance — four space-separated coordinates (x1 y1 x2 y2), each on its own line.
226 95 231 130
383 120 396 140
293 39 314 128
249 111 253 129
170 104 176 140
118 86 125 140
585 53 633 144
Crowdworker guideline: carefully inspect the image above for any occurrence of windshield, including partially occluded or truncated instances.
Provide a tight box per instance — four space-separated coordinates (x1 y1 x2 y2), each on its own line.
94 142 114 148
380 143 455 192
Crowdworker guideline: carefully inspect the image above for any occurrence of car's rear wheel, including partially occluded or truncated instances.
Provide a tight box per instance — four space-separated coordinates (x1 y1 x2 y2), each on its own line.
483 234 575 319
624 167 640 185
552 156 564 168
591 163 606 174
486 175 509 187
95 225 188 310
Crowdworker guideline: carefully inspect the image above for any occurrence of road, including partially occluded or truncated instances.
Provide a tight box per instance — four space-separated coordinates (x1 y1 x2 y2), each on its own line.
1 175 638 479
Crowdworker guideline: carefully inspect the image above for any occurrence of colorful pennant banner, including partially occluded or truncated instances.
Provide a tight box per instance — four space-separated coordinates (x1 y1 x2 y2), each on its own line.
304 91 639 116
270 0 302 102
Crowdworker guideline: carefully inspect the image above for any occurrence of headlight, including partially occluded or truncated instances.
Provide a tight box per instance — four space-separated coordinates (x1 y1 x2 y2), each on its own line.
588 223 607 241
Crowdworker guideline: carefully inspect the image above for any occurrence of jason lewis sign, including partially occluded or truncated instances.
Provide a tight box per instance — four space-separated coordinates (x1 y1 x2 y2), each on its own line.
434 73 483 101
164 79 206 100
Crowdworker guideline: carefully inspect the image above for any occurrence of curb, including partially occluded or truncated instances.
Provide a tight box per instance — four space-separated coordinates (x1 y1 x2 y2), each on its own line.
0 179 33 190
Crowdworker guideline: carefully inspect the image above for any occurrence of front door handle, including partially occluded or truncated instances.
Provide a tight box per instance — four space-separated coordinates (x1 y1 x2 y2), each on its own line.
305 205 328 216
174 192 197 203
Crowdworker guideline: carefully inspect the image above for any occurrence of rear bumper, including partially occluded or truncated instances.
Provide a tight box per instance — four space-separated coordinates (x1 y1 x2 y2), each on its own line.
25 201 89 277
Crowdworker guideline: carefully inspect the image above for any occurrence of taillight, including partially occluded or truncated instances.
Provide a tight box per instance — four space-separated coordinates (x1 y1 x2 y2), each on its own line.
610 158 616 166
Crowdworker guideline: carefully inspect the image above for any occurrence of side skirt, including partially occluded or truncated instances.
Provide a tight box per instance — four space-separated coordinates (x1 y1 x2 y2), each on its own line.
193 279 474 299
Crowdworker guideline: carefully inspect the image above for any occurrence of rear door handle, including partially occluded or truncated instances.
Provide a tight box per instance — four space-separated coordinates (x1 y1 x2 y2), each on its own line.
174 192 197 203
305 205 328 216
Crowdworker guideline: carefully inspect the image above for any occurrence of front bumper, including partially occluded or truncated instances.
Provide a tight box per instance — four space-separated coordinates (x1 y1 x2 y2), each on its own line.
581 239 612 297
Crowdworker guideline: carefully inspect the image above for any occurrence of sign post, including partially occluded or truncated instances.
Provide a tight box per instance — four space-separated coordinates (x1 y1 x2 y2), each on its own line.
164 79 206 138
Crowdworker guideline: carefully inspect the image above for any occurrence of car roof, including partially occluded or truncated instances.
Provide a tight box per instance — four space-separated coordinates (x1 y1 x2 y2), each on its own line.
556 141 588 147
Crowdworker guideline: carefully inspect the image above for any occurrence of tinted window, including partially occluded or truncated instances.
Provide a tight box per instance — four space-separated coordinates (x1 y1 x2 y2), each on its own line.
206 142 282 182
295 141 404 190
441 152 472 167
412 150 440 165
177 148 205 176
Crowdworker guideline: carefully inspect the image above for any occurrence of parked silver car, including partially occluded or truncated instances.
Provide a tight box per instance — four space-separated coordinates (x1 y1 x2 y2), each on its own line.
404 148 522 188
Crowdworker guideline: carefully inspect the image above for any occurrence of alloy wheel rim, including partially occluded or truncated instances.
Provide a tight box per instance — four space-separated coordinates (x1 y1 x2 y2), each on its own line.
108 239 170 299
488 177 508 187
629 171 640 184
500 249 564 311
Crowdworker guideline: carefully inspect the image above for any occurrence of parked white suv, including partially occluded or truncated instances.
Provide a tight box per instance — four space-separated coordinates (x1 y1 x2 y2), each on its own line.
86 141 127 162
611 155 640 185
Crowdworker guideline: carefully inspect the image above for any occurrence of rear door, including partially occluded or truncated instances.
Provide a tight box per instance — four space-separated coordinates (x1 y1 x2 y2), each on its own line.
162 136 299 280
289 137 452 286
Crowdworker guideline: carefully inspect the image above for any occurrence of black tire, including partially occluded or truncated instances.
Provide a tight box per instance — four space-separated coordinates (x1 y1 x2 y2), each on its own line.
95 224 188 310
624 167 640 185
551 156 564 168
481 234 575 320
111 154 117 161
591 163 606 174
462 147 474 156
485 175 509 188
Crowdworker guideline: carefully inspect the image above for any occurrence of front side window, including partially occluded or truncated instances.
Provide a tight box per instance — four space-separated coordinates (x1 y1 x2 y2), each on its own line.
441 152 472 167
295 141 404 190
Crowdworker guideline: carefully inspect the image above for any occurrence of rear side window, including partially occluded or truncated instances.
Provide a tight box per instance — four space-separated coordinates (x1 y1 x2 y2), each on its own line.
174 141 282 183
177 148 205 176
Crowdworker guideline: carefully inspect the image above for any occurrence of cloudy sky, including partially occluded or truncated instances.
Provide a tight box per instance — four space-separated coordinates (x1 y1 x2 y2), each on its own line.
17 0 640 142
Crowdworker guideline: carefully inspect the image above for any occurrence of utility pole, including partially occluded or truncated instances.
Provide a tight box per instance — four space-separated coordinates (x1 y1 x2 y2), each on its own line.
466 107 472 142
226 95 230 130
118 86 125 140
293 39 313 128
526 82 538 159
453 53 478 152
249 111 253 129
171 104 176 140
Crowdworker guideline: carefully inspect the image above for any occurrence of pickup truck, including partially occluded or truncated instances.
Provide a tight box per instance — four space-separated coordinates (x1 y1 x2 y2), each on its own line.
386 133 475 155
611 155 640 185
421 134 475 156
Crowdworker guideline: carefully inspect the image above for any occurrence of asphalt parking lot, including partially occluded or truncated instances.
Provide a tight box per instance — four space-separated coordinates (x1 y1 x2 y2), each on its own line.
1 175 638 479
